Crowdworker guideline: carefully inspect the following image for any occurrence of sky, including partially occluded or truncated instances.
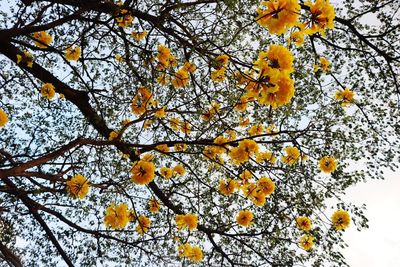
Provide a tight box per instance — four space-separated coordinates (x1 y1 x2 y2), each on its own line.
341 169 400 267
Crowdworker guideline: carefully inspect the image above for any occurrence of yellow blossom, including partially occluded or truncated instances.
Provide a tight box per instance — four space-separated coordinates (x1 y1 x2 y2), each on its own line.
0 109 8 127
131 160 156 185
115 9 134 28
256 151 277 164
131 31 147 41
171 68 190 88
135 215 151 235
296 216 312 231
173 164 186 176
256 0 300 35
66 174 90 199
108 130 119 141
65 46 81 61
236 210 254 227
155 144 169 153
104 203 130 229
155 107 167 118
288 31 305 46
331 210 350 230
304 0 335 36
40 83 55 100
281 146 300 165
319 156 337 173
174 143 188 152
160 167 173 179
256 177 275 196
335 87 355 106
176 214 198 231
17 50 33 67
211 67 226 82
299 234 314 251
33 31 52 48
183 61 197 73
219 178 239 196
215 54 229 68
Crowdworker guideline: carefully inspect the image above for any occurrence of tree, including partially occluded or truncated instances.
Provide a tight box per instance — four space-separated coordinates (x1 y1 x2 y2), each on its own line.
0 0 399 266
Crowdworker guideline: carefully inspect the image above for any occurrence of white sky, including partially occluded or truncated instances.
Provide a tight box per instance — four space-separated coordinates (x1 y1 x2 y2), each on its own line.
341 169 400 267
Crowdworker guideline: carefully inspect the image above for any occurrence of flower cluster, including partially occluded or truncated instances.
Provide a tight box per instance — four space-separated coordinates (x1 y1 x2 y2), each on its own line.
176 213 198 231
33 31 52 48
178 243 203 263
131 160 156 185
66 174 90 199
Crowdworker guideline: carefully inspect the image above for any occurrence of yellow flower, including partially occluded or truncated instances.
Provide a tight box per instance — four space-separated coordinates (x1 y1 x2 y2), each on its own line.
157 73 169 86
183 61 197 73
211 67 226 82
108 130 119 141
296 216 312 231
281 146 300 165
215 54 229 68
169 117 181 132
248 124 264 136
130 86 154 116
104 203 130 229
331 210 350 230
256 177 275 196
299 234 314 251
171 68 190 88
155 144 169 153
288 31 305 46
131 160 156 185
66 174 90 199
256 0 300 35
180 121 191 134
251 191 267 207
160 167 173 179
304 0 335 36
17 50 33 67
0 109 8 127
173 164 186 176
174 143 188 152
131 31 147 41
265 45 294 73
335 87 355 106
219 178 238 196
178 243 192 258
41 83 56 100
242 182 257 198
115 9 134 28
229 139 259 165
256 151 277 164
157 44 171 70
135 215 151 235
33 31 52 48
178 243 203 263
115 54 123 62
239 170 253 183
258 75 295 109
176 214 198 231
148 198 160 213
189 245 203 263
319 156 337 173
155 107 166 118
236 210 254 227
320 57 330 72
65 46 81 61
